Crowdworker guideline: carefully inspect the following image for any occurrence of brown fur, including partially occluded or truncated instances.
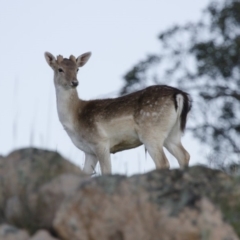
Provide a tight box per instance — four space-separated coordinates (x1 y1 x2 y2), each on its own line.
79 85 191 131
44 51 192 174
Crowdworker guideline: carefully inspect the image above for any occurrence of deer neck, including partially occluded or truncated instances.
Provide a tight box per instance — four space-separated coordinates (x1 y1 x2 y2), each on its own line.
55 85 80 131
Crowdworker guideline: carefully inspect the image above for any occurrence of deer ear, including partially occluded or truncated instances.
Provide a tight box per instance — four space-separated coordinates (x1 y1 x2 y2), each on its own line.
76 52 91 67
44 52 56 68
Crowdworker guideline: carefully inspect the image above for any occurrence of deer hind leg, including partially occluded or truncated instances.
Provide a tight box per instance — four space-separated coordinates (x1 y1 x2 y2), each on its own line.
164 125 190 168
146 143 170 169
83 153 98 174
141 132 170 169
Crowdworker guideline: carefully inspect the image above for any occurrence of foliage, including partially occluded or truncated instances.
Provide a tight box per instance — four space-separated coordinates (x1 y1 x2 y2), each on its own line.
121 0 240 166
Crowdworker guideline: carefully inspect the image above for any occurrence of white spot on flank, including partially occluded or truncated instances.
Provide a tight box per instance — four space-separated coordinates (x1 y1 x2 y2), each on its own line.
152 112 157 117
146 112 150 117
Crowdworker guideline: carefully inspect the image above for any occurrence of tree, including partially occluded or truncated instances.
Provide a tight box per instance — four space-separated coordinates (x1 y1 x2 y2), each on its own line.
121 0 240 167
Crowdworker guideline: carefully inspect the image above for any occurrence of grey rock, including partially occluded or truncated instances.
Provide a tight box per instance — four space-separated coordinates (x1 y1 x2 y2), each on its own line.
0 148 87 233
54 166 240 240
0 224 29 240
29 230 59 240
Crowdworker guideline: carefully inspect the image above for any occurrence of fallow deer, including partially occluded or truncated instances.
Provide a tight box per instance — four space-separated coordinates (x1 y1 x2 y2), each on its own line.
44 52 192 175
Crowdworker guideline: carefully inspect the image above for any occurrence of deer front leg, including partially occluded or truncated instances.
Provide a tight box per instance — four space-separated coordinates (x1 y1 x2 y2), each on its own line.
83 153 98 175
95 145 112 175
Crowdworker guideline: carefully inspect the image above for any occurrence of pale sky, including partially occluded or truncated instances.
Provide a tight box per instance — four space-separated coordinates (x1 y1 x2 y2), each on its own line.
0 0 210 175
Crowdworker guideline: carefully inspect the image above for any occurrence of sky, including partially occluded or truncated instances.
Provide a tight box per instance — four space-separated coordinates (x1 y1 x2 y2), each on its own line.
0 0 210 175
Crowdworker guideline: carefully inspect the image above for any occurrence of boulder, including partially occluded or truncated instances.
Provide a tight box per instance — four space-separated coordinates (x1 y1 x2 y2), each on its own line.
0 148 86 233
1 148 240 239
0 225 59 240
0 148 83 195
54 166 240 240
29 230 59 240
0 224 29 240
32 174 86 228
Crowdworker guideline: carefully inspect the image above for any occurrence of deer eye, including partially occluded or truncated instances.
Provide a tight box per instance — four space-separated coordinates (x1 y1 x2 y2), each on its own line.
58 68 64 72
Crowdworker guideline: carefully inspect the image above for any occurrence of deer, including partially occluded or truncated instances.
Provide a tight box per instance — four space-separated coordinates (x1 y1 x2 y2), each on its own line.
44 51 192 175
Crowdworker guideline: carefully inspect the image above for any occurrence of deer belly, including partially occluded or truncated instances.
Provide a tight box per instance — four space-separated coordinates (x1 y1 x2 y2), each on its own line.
109 129 142 153
100 116 142 153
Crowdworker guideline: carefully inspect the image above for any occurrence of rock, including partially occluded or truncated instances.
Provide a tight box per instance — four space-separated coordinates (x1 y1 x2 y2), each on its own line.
0 148 86 233
0 224 29 240
4 196 22 221
0 148 83 195
32 174 86 228
0 225 59 240
54 166 240 240
1 148 240 239
29 230 59 240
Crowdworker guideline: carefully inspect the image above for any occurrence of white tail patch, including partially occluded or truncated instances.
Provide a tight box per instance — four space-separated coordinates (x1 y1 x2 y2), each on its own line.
176 94 184 118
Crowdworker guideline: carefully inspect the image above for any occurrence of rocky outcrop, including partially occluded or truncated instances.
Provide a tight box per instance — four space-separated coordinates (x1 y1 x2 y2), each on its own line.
34 173 85 228
29 230 59 240
0 225 59 240
0 148 82 195
0 148 240 240
54 167 240 240
0 148 86 233
0 224 29 240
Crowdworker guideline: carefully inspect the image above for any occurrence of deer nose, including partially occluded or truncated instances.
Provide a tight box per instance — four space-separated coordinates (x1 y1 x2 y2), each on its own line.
71 80 78 87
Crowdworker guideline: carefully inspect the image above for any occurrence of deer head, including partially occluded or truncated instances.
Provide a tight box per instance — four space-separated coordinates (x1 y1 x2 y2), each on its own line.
44 52 91 89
